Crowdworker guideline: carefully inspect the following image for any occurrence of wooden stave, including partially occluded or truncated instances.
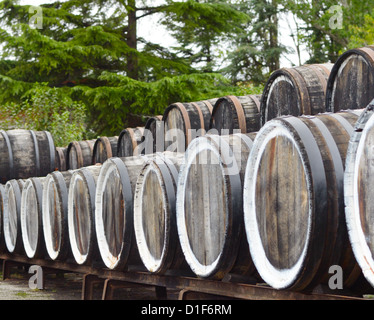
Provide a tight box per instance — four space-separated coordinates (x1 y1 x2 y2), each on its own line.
117 127 144 157
92 136 119 165
42 170 74 261
163 101 213 152
66 140 95 170
3 179 25 254
55 147 68 171
133 152 186 274
326 46 374 113
209 95 262 134
176 133 257 279
141 115 163 155
67 164 102 266
0 130 55 184
95 155 150 270
20 177 47 259
260 64 333 126
243 111 363 292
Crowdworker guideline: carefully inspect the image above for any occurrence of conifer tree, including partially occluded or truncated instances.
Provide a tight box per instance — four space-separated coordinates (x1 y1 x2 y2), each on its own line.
0 0 247 136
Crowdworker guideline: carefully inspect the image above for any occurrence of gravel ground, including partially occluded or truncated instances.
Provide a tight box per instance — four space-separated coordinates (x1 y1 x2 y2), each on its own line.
0 262 179 300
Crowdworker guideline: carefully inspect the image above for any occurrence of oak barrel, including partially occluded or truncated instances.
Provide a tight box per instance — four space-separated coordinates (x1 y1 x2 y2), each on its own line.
66 139 95 170
55 147 67 171
68 164 102 265
134 152 186 274
3 179 25 254
117 127 144 157
92 136 118 164
163 100 215 152
260 64 333 125
42 170 74 261
95 155 150 270
0 129 55 184
243 111 363 291
209 95 261 134
141 116 163 155
326 46 374 113
20 177 46 259
176 133 257 279
344 103 374 288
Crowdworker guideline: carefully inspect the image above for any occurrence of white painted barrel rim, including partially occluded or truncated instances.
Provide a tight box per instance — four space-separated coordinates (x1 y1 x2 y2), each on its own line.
243 119 313 290
345 110 374 287
176 137 231 278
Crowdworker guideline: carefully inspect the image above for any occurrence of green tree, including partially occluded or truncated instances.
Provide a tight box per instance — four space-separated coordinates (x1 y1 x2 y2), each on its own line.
222 0 288 85
286 0 374 63
0 0 247 136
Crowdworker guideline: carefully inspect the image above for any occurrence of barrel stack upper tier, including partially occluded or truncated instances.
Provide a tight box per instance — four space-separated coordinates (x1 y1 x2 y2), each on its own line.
209 95 262 135
260 63 333 125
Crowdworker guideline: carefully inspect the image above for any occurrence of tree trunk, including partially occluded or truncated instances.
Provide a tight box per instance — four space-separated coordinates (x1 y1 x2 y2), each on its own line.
126 0 138 80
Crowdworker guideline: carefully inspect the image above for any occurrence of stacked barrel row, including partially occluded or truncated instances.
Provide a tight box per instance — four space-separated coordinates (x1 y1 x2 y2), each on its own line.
1 45 374 298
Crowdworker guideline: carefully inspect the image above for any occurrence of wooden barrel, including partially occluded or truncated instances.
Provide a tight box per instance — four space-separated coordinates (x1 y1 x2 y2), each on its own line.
243 110 363 291
42 170 74 261
163 100 214 152
95 155 151 270
133 152 186 274
92 136 118 164
260 64 333 125
20 177 46 259
3 179 25 254
209 95 261 134
66 139 95 170
344 103 374 288
326 46 374 113
55 147 67 171
141 116 163 155
68 164 102 265
117 127 144 157
0 129 55 184
176 133 257 279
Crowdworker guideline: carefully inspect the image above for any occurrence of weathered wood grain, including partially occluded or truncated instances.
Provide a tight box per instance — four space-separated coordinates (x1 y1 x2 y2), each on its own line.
163 100 215 152
92 136 118 164
117 127 144 157
261 64 332 125
209 95 262 134
0 130 55 184
326 46 374 112
66 140 96 170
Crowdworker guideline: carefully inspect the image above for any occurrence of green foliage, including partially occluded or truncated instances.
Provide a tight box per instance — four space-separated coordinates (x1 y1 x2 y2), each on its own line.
0 86 87 147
